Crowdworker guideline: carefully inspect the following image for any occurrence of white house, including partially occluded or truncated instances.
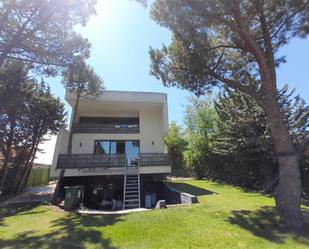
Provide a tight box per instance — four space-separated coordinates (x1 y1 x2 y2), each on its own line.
51 90 171 209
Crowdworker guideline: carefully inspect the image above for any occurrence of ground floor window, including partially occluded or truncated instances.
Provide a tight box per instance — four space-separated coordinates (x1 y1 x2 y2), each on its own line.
94 140 140 166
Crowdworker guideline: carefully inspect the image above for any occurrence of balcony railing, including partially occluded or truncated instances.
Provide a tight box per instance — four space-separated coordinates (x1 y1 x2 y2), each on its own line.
71 124 139 134
56 154 127 169
56 153 170 169
139 153 170 167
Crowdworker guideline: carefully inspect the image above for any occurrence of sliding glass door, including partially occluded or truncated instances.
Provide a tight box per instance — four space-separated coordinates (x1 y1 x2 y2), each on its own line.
94 140 140 166
125 141 139 166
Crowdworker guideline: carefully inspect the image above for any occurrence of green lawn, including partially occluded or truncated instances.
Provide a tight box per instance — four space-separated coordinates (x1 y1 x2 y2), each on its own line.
0 180 308 249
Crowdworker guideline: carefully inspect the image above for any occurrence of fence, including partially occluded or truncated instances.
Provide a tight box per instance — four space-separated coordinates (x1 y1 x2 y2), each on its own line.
26 167 50 187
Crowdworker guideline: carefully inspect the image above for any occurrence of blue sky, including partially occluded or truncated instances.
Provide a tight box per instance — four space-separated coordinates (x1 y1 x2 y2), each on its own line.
36 0 309 164
47 0 309 125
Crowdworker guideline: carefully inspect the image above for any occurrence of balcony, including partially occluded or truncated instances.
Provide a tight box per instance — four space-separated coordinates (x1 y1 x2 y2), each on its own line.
56 153 170 170
71 123 139 134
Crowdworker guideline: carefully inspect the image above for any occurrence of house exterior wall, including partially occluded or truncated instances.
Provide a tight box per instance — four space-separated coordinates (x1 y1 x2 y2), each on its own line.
50 90 170 177
70 108 164 154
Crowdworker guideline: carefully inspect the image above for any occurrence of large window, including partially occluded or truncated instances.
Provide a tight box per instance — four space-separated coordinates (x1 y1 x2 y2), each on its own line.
94 140 140 166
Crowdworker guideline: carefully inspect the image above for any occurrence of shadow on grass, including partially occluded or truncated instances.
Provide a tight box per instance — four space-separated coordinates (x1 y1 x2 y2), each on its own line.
302 198 309 208
0 203 43 226
0 205 122 249
168 182 216 196
227 206 309 245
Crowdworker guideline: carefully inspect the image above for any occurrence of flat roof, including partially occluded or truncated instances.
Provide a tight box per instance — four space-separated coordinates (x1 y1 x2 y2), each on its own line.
65 90 168 108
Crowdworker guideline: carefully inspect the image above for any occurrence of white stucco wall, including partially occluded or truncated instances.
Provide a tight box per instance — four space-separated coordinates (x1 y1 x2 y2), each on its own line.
50 90 170 177
50 128 69 177
70 107 165 154
139 108 165 153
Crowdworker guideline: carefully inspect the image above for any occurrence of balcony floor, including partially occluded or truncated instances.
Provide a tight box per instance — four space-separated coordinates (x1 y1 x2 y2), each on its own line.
50 165 171 177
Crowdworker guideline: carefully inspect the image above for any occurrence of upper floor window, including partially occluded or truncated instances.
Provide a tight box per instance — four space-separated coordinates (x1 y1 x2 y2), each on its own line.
73 117 140 134
79 117 139 126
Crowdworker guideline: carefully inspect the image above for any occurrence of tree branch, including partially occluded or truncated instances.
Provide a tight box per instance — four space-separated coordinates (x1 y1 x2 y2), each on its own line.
206 65 260 99
300 135 309 156
258 3 276 83
270 3 306 40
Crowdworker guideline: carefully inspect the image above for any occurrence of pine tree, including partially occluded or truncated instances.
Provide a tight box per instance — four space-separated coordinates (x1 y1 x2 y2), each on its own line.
52 58 104 203
214 86 309 191
0 61 66 195
147 0 309 227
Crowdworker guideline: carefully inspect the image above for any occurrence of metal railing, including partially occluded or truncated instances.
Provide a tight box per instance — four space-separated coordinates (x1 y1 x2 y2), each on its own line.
138 153 170 167
56 153 170 169
56 154 126 169
71 124 139 134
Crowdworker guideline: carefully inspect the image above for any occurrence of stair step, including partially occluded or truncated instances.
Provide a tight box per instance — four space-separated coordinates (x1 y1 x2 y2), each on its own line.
123 169 140 210
125 195 139 198
126 190 138 194
126 188 138 191
126 184 138 187
125 200 139 203
125 192 138 195
125 194 139 197
124 204 139 208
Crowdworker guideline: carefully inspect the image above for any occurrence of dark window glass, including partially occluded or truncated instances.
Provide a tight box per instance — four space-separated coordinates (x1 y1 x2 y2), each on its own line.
94 140 140 166
125 141 140 166
116 141 125 154
110 141 117 154
80 117 139 125
94 141 110 154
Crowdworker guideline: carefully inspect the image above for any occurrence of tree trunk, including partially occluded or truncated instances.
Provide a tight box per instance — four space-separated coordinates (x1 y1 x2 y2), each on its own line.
51 169 65 204
17 134 41 193
52 90 81 203
0 117 16 194
261 94 304 228
67 91 80 154
11 124 42 194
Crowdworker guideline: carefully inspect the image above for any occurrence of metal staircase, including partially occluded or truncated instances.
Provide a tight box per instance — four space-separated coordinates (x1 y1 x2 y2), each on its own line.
123 161 141 209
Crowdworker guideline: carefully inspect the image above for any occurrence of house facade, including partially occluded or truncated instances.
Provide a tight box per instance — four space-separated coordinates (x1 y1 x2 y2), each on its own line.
51 90 171 209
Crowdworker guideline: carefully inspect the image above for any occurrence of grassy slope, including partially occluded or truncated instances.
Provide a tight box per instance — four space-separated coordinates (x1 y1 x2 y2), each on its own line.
0 180 308 249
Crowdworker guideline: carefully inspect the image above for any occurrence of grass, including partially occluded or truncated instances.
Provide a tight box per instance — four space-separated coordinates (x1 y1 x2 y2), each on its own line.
0 180 308 249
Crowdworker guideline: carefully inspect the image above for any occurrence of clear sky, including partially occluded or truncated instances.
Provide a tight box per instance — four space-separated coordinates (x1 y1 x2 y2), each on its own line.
35 0 309 165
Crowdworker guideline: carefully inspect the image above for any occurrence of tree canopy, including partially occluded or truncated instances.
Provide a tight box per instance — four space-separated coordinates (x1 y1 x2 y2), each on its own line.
62 58 104 154
62 58 104 102
0 61 66 195
0 0 97 75
214 86 309 191
149 0 309 97
164 121 187 175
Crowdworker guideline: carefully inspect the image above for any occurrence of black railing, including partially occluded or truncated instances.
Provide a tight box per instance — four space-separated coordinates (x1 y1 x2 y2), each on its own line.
56 154 126 169
139 153 170 166
71 124 139 134
56 153 170 169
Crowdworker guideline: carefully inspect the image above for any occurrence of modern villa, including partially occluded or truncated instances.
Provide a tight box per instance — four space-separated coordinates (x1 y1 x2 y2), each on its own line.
51 90 171 210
